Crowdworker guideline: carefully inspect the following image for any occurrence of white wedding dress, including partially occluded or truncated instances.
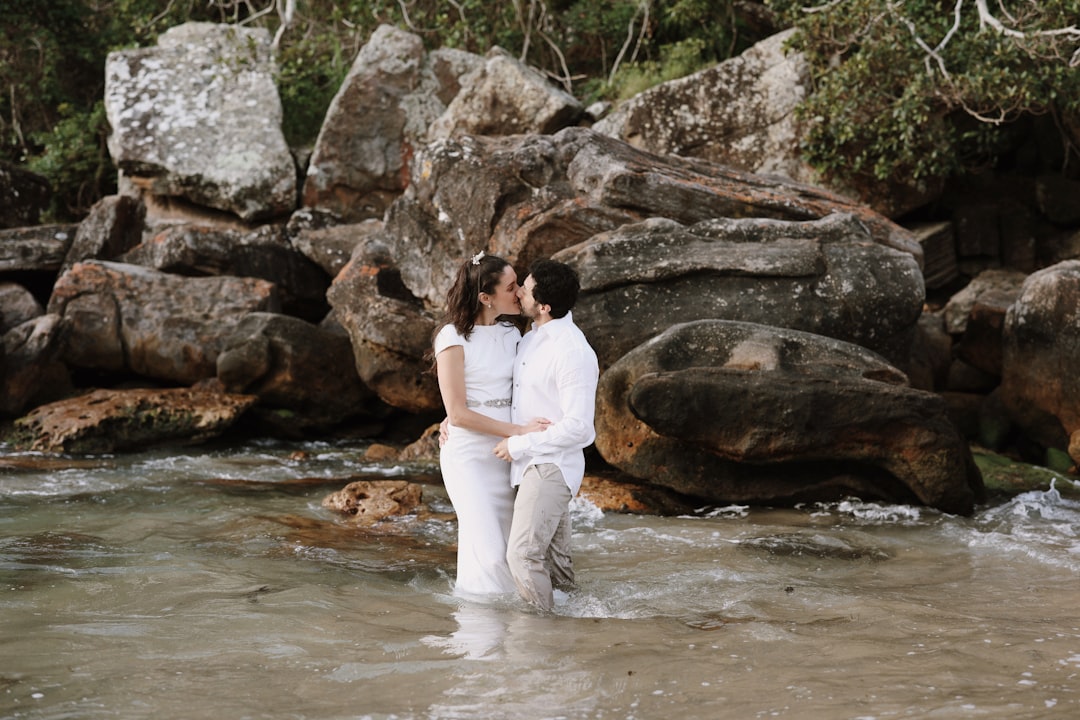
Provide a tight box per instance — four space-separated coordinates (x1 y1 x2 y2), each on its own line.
435 322 521 596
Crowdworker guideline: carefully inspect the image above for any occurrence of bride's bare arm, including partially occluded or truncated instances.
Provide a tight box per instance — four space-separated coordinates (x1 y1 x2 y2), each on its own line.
435 346 547 437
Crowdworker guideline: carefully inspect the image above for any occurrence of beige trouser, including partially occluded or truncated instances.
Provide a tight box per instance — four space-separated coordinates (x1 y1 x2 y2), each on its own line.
506 463 574 612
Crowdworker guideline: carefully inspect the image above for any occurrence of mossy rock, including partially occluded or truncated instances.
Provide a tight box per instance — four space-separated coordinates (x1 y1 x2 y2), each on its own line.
973 448 1080 500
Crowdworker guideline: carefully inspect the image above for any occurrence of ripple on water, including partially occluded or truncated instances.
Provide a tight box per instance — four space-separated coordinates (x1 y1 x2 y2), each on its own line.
3 442 1080 719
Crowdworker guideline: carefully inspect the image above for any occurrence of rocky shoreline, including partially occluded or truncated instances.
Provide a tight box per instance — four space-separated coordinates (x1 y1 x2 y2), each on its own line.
3 23 1079 516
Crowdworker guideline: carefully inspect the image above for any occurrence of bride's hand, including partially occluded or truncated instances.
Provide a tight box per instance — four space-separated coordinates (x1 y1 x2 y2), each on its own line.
519 417 551 434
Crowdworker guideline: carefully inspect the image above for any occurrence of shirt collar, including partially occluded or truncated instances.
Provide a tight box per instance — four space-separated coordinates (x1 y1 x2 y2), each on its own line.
533 311 573 338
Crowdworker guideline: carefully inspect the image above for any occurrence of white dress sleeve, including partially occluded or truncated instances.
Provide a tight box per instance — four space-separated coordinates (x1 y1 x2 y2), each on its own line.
434 324 464 356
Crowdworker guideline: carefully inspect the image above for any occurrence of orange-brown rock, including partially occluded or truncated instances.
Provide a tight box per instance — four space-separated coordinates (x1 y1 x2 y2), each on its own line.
9 387 257 453
363 443 401 462
398 423 441 463
578 473 694 515
321 480 424 525
47 260 279 384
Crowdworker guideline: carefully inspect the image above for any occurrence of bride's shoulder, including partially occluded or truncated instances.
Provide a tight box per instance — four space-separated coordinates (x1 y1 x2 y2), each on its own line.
434 323 466 350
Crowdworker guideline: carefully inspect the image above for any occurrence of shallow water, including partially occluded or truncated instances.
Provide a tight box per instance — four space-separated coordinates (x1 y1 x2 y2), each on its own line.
1 439 1078 719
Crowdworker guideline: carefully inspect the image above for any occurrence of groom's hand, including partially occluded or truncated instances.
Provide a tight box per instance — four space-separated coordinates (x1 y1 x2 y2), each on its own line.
493 438 512 462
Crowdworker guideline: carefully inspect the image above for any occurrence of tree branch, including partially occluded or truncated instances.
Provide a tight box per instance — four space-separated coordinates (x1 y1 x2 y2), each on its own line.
974 0 1080 55
801 0 845 14
512 0 536 62
608 1 645 85
628 0 650 66
271 0 296 51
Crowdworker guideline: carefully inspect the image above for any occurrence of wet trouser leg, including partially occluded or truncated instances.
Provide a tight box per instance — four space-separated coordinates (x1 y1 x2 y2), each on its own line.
507 463 573 611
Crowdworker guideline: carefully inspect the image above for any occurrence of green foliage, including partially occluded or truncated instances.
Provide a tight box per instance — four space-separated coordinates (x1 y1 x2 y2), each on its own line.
26 102 115 220
1 0 85 163
1 0 225 218
607 37 708 101
275 36 351 147
768 0 1080 186
575 0 762 103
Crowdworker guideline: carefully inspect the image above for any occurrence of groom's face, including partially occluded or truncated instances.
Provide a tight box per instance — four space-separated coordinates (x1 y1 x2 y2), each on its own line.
518 275 541 319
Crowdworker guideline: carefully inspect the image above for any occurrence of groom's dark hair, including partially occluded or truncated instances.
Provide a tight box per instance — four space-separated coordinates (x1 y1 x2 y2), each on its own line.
529 259 579 319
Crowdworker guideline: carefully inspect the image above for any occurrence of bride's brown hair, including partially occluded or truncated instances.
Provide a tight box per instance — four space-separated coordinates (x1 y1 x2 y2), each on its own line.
441 252 512 340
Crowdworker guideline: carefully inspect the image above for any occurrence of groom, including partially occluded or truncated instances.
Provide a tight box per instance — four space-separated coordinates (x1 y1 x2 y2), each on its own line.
493 259 599 612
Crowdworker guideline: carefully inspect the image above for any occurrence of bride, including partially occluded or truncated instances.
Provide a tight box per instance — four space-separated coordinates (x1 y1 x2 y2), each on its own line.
432 251 549 596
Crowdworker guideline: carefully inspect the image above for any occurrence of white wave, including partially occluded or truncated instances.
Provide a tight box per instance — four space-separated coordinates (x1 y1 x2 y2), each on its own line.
697 504 750 518
968 483 1080 572
806 499 927 524
980 483 1080 528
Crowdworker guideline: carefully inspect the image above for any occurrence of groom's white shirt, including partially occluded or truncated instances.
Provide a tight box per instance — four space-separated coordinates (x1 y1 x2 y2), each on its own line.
505 311 599 494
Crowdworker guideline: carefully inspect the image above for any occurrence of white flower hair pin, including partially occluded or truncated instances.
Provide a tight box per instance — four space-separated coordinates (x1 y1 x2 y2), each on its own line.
471 250 485 265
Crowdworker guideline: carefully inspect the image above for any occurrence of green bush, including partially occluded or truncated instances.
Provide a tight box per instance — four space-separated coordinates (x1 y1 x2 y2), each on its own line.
768 0 1080 186
276 35 353 148
1 0 225 219
27 102 115 220
606 37 708 101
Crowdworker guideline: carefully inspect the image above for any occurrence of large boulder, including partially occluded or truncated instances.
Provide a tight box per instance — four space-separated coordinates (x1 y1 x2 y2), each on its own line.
330 128 918 411
0 225 78 272
8 387 256 453
944 269 1027 335
215 312 388 433
595 320 984 515
0 282 44 334
594 30 810 185
59 195 145 275
427 47 583 140
556 212 924 370
326 235 438 413
301 25 483 222
288 212 384 278
118 223 330 321
47 260 279 384
1000 260 1080 458
943 269 1027 378
557 129 919 261
1 314 71 417
104 23 296 222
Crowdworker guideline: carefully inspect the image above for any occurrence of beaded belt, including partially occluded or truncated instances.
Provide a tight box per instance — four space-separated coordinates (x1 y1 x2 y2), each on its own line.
466 398 511 408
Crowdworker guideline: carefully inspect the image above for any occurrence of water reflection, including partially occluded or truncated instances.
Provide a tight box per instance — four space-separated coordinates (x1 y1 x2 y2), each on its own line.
423 604 513 660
